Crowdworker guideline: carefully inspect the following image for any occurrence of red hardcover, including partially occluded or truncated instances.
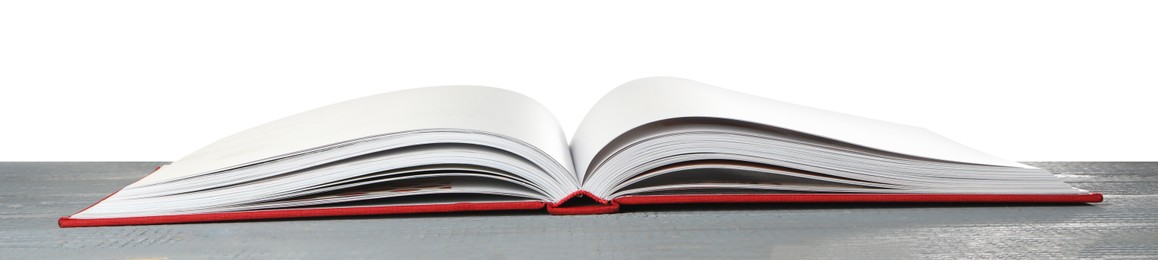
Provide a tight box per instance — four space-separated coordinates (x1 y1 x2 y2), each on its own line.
60 191 1102 227
59 168 1104 227
612 193 1104 205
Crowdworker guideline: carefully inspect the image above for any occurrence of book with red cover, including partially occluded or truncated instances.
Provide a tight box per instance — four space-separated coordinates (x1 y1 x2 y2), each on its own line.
60 77 1102 228
59 187 1102 227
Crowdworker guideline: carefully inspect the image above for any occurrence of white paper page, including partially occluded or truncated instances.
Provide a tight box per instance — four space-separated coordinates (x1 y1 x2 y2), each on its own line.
209 174 548 213
75 177 544 219
571 77 1031 178
130 86 573 187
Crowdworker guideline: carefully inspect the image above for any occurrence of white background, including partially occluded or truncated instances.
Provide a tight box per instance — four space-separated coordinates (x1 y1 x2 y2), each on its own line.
2 1 1155 161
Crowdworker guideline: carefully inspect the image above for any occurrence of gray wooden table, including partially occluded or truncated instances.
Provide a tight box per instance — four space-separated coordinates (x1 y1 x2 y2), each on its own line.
2 162 1156 258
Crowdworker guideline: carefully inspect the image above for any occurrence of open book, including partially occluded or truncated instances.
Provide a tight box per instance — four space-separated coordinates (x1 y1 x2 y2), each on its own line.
60 77 1101 227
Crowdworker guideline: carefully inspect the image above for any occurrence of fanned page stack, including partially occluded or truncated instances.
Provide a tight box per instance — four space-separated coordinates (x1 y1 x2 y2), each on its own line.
60 77 1101 227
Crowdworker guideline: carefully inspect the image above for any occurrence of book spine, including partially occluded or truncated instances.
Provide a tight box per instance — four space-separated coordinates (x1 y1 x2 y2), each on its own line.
546 190 620 215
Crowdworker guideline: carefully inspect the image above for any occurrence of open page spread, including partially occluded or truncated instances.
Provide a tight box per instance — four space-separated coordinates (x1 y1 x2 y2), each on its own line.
64 77 1096 224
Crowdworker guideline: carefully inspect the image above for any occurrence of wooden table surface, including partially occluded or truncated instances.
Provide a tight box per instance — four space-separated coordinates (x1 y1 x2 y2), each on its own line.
2 162 1156 258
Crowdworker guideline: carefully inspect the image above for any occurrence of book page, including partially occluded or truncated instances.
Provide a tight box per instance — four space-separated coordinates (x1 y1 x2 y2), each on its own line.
129 86 574 187
571 77 1032 181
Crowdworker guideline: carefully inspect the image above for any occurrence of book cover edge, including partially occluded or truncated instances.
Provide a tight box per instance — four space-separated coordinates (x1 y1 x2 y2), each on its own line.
58 201 548 228
61 166 1103 227
612 193 1104 205
60 192 1102 227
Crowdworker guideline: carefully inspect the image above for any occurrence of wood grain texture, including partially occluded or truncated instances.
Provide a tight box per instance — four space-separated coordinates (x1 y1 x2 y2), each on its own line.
2 162 1156 258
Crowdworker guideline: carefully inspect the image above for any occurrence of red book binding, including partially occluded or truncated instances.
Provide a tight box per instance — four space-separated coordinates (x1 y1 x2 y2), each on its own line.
59 189 1102 227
